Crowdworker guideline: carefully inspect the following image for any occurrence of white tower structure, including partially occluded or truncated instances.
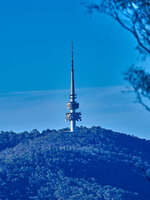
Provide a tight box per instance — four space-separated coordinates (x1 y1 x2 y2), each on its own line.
65 44 82 132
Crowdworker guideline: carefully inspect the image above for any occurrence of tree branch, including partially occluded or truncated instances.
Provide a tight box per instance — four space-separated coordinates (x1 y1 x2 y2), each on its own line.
136 90 150 112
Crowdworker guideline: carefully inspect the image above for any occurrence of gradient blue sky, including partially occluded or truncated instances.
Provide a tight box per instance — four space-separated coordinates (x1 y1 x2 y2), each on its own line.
0 0 149 138
0 0 138 92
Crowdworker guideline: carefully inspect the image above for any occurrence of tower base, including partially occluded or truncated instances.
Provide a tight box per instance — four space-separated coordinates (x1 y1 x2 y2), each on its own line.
70 120 76 132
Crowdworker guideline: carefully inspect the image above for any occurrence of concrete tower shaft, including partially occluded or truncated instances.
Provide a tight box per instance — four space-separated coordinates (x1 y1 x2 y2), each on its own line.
66 44 82 132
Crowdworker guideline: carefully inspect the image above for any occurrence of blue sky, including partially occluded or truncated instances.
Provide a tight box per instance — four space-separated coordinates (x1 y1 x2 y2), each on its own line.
0 0 149 139
0 87 150 139
0 0 138 92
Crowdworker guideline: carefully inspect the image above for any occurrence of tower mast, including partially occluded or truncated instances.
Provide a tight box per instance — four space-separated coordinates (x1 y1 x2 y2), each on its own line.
71 43 75 101
66 44 82 132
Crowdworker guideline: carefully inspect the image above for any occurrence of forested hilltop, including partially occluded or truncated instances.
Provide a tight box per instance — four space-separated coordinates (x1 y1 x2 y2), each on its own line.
0 127 150 200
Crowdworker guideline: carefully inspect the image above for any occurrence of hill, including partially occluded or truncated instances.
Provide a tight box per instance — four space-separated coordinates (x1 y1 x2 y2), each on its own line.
0 127 150 199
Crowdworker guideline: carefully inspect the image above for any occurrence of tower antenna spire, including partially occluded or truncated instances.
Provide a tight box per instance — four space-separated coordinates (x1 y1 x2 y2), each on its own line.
66 43 82 132
71 42 75 100
72 42 74 70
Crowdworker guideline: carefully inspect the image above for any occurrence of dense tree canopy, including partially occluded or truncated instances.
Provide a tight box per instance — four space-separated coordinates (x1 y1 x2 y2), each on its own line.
0 127 150 199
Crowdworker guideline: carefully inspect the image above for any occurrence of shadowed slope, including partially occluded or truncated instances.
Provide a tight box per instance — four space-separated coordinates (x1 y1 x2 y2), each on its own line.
0 127 150 199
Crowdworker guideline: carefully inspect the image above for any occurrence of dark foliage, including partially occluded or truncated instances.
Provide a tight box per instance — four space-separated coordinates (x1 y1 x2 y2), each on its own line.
0 129 41 152
0 127 150 199
83 0 150 54
125 66 150 111
83 0 150 112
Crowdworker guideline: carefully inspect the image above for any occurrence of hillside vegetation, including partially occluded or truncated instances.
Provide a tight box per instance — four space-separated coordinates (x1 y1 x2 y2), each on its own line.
0 127 150 199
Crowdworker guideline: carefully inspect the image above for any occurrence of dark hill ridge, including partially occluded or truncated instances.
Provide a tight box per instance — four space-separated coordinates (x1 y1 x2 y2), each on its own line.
0 127 150 199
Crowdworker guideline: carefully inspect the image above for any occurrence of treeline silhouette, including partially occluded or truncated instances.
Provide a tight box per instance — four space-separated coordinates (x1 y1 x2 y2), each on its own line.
0 127 150 199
